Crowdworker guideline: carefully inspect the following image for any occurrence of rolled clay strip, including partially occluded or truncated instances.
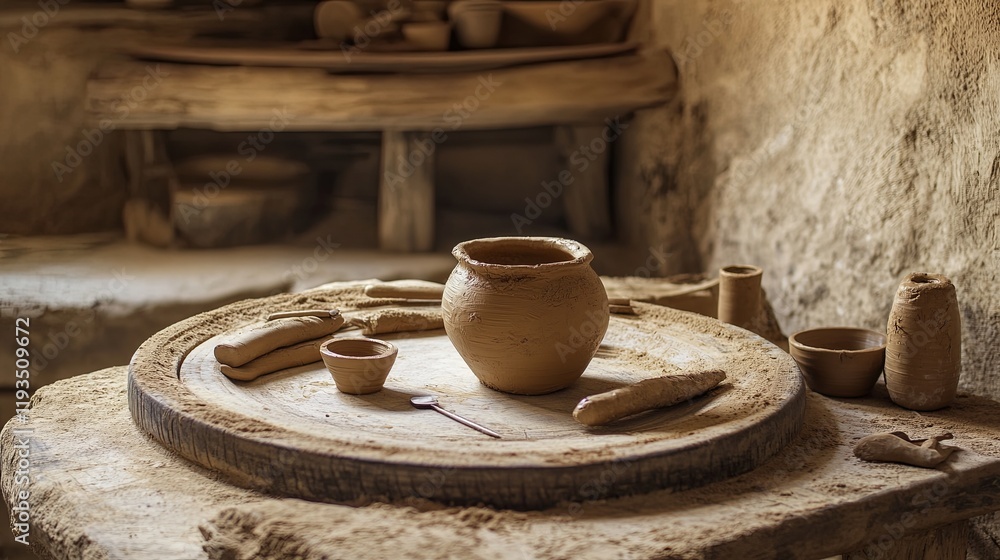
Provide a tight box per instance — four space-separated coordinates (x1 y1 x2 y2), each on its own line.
364 283 445 300
266 309 341 321
608 297 631 306
220 337 329 382
573 369 726 426
347 307 444 336
214 314 346 367
853 432 957 468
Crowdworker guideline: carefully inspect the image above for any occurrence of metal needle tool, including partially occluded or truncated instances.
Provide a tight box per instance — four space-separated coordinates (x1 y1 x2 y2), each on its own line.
410 396 502 439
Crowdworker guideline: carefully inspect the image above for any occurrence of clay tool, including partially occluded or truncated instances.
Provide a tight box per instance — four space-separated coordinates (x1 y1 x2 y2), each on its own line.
410 395 501 438
267 309 341 321
573 369 726 426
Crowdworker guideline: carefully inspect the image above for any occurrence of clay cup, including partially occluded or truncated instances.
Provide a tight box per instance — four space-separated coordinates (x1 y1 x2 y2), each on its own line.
789 327 887 397
321 337 398 395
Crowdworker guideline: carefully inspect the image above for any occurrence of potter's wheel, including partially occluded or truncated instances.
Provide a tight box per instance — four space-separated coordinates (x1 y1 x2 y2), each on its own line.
128 283 804 510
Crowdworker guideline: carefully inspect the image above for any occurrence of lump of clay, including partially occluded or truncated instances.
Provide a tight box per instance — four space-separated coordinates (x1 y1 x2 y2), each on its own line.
853 432 957 468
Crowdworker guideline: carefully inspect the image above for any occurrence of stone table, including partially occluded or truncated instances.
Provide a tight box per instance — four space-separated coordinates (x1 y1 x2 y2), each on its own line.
3 367 1000 559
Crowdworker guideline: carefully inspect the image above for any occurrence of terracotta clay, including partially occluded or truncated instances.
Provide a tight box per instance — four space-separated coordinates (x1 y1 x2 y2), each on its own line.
718 265 763 332
320 337 399 395
788 327 886 398
884 273 962 411
442 237 609 395
573 369 726 426
854 432 958 468
346 307 444 336
220 337 328 382
214 315 346 367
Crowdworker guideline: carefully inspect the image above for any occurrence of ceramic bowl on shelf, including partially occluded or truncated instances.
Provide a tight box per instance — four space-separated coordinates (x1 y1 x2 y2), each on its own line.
402 21 452 51
321 337 399 395
789 327 887 398
499 0 636 47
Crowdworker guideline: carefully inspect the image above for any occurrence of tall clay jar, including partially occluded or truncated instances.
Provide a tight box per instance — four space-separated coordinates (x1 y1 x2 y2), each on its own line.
442 237 610 395
718 265 763 331
884 273 962 411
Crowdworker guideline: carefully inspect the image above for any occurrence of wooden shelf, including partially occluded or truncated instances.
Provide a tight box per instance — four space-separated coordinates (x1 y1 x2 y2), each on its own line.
86 51 678 132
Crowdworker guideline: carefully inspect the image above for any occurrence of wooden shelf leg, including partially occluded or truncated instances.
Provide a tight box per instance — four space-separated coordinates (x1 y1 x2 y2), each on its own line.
378 130 435 252
555 124 613 241
843 519 969 560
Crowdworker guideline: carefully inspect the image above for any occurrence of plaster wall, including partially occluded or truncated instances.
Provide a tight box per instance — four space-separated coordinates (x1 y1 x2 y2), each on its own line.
622 0 1000 398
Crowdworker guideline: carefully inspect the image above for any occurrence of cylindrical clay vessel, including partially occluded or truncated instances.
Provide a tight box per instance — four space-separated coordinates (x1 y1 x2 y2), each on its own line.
718 265 763 331
884 272 962 411
442 237 610 395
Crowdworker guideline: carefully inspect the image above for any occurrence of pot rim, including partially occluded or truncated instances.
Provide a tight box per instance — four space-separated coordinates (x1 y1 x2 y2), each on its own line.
452 236 594 271
789 327 887 355
900 272 954 291
720 264 763 278
321 337 398 360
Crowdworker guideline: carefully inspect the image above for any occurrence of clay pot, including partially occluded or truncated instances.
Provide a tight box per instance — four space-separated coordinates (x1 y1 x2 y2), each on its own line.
789 327 887 398
718 265 763 331
442 237 609 395
321 338 398 395
884 273 962 411
448 0 503 49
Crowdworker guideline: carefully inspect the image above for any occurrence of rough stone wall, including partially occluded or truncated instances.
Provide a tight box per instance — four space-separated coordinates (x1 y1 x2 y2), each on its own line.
623 0 1000 398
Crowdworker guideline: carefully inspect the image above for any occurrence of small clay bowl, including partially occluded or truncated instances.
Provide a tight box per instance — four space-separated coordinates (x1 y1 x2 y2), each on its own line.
402 21 452 51
320 337 398 395
789 327 887 398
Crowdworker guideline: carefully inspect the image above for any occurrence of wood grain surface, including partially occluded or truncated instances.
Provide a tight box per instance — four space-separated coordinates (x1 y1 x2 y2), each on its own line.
128 282 804 510
86 51 677 131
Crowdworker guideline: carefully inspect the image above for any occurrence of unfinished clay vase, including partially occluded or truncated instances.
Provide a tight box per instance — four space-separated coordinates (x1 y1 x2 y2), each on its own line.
442 237 609 395
884 273 962 411
718 265 763 331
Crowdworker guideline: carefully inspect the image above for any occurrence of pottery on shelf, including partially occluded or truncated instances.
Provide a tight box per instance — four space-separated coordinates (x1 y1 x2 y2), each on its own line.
717 265 763 331
442 237 609 395
402 21 452 51
448 0 503 49
499 0 636 47
789 327 887 398
884 272 962 411
321 337 398 395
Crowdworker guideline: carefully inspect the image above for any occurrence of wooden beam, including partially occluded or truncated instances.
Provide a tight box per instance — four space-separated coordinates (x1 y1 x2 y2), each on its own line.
378 131 435 252
85 52 678 131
